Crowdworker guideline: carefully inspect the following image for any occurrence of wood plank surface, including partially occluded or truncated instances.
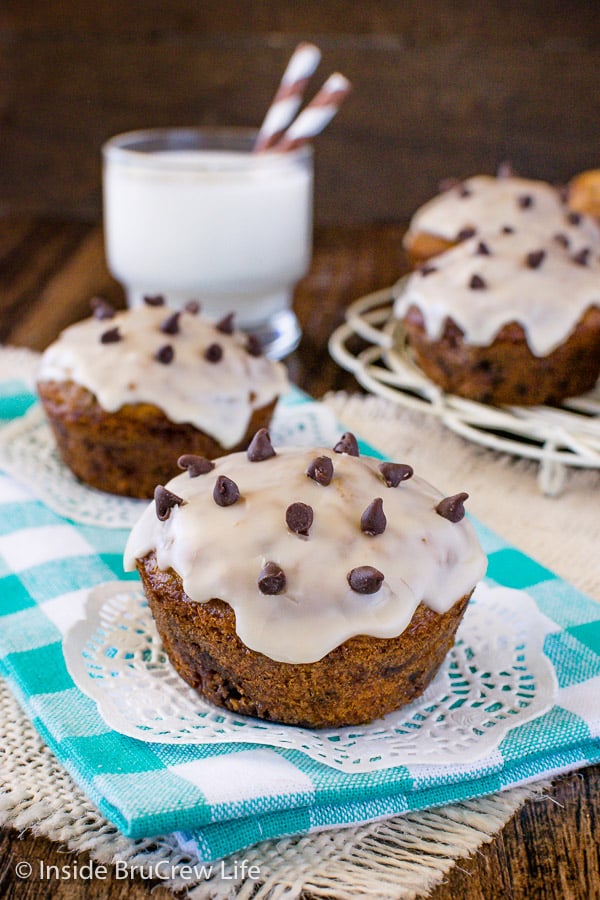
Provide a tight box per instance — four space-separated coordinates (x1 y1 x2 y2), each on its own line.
1 1 599 223
0 217 599 899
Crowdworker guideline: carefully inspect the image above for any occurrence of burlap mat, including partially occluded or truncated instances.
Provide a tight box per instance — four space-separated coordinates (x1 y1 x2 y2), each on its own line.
2 378 599 899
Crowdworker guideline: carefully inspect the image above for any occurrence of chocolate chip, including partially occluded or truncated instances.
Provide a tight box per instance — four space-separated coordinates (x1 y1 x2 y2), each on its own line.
247 428 276 462
458 185 472 198
556 182 569 203
497 160 516 178
216 312 235 335
185 300 201 314
213 475 240 507
245 334 263 357
419 263 438 277
160 311 181 335
156 344 174 364
360 498 386 536
501 225 515 234
154 485 185 521
144 295 165 306
526 249 546 269
518 195 533 209
177 454 215 477
333 432 359 457
379 462 414 487
476 241 491 256
90 296 116 320
258 561 287 595
100 326 122 344
286 502 314 536
435 492 469 523
438 177 460 192
469 274 487 290
572 247 591 266
457 226 476 241
567 211 582 226
306 456 334 486
204 343 223 363
347 566 384 594
553 232 570 248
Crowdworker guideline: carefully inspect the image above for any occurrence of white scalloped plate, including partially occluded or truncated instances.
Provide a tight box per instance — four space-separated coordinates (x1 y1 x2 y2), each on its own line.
328 286 600 496
63 580 558 773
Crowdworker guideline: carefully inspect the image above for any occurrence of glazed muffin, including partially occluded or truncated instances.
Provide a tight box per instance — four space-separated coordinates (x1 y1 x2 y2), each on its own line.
124 430 487 728
394 229 600 406
37 298 288 498
403 170 600 268
569 169 600 220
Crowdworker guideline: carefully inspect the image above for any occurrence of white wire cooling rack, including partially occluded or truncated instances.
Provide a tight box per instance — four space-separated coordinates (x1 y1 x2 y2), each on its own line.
328 285 600 496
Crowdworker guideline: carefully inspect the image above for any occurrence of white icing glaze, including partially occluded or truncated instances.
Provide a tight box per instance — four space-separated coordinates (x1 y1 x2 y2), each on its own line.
404 174 600 251
124 445 487 664
394 229 600 356
37 305 288 447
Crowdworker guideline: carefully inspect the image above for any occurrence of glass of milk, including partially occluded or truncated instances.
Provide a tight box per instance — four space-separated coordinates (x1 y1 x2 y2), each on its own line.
102 127 313 358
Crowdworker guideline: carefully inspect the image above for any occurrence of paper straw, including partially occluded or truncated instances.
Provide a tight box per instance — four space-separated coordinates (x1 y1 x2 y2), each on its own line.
273 73 352 152
254 42 322 152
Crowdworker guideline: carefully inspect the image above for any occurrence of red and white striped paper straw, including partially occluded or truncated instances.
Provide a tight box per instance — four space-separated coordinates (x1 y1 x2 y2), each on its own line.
253 42 322 152
272 73 352 152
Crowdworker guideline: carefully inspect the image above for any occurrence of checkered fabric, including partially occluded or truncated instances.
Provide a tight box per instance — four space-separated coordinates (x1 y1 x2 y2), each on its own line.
0 377 599 863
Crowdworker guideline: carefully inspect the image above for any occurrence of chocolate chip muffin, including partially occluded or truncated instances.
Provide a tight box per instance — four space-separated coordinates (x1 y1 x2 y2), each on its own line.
403 168 600 268
124 430 487 728
37 297 288 498
569 169 600 220
394 229 600 406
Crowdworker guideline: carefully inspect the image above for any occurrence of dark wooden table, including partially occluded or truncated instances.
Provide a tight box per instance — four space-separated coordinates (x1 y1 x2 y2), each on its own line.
1 218 599 899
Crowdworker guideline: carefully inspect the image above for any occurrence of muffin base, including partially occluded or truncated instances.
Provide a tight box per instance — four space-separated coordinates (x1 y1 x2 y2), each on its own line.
137 551 472 729
401 305 600 406
403 231 456 268
37 380 277 499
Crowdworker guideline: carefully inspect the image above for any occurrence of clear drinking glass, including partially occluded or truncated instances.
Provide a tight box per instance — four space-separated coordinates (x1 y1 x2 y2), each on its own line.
102 127 313 358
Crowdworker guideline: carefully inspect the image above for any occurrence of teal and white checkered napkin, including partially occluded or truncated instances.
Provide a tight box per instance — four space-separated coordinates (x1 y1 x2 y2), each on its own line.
1 375 599 862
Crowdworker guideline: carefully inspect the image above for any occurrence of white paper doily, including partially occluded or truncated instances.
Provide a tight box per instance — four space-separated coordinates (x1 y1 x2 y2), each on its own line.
0 345 40 387
63 581 558 773
328 286 600 497
0 395 341 529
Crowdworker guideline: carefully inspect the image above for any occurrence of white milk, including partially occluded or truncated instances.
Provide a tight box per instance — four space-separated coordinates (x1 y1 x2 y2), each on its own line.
102 129 313 356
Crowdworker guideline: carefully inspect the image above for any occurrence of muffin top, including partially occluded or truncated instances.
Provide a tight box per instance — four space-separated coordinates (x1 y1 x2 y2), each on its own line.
404 174 600 253
569 169 600 219
37 299 288 447
395 229 600 356
124 432 487 664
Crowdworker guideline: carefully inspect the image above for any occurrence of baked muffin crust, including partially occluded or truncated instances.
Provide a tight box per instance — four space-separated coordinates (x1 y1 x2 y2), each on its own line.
125 435 487 726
